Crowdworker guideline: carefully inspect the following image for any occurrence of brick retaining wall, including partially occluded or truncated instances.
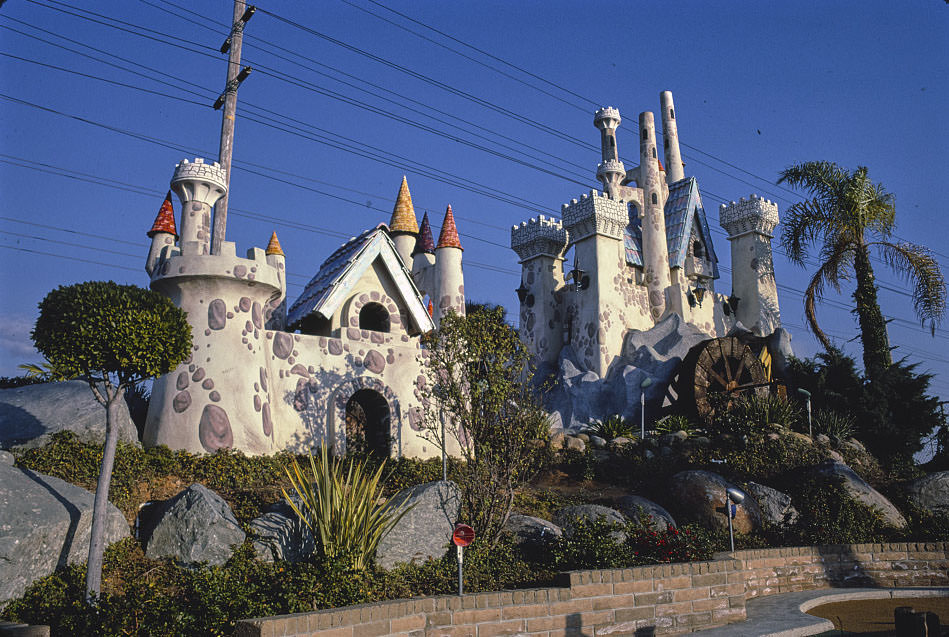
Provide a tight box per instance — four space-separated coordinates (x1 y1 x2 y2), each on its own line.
235 542 949 636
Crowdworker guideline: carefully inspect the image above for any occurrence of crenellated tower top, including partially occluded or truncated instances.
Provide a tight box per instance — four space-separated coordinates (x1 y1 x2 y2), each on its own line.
511 214 568 261
719 194 780 238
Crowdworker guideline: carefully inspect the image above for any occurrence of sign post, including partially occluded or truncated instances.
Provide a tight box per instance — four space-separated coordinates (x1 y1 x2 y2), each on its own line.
452 523 475 596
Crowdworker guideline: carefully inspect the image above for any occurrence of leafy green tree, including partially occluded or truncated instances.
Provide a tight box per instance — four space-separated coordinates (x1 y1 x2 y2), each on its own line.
421 305 549 547
31 281 191 603
778 161 946 376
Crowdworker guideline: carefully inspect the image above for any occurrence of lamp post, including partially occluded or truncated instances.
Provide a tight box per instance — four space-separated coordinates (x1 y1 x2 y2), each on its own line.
725 487 744 552
640 377 653 439
797 388 812 438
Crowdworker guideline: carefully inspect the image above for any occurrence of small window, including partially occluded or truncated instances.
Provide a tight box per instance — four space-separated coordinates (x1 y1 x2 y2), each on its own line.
651 193 658 205
359 302 390 332
609 137 615 148
693 239 705 259
670 108 675 120
642 128 648 140
652 147 657 158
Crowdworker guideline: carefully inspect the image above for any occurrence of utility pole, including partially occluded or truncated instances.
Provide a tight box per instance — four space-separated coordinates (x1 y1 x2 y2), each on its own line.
211 0 255 255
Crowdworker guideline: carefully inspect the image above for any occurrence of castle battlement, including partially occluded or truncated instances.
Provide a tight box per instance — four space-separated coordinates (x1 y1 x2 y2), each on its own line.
596 159 626 179
562 190 629 241
594 106 621 126
511 214 568 261
719 194 780 237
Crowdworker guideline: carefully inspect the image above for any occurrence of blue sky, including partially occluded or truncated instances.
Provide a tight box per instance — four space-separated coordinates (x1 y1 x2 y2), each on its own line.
1 1 947 420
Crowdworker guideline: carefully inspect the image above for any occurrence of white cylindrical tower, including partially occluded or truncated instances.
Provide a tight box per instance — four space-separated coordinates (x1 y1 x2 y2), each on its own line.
660 91 685 184
146 191 178 275
594 107 626 197
171 158 227 256
639 111 671 322
434 204 465 326
389 176 419 266
411 211 436 298
265 231 287 330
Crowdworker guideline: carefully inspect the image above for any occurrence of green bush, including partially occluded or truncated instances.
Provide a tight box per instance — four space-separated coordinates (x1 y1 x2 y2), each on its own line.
812 409 856 440
654 414 700 436
588 415 634 440
782 475 895 545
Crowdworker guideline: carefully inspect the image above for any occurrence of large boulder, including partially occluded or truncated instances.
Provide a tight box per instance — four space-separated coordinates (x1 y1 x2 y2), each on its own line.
905 472 949 514
142 483 245 567
504 514 562 546
249 504 314 563
553 504 627 542
745 481 799 527
809 461 906 528
376 481 460 569
0 381 139 450
667 470 762 534
0 462 129 605
614 495 677 531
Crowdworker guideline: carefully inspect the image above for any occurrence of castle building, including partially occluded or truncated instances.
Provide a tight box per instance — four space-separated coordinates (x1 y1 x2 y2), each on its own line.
143 165 463 457
511 91 783 378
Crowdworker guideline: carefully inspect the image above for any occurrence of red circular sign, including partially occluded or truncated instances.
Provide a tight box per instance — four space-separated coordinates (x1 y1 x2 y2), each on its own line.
452 524 475 547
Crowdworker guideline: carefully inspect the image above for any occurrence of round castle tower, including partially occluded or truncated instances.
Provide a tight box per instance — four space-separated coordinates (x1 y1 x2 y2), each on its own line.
143 158 287 455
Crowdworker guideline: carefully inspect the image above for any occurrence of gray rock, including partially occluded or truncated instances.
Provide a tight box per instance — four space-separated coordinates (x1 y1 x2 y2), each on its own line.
505 514 562 546
250 510 314 563
0 381 139 450
576 433 590 443
553 504 627 542
810 461 906 528
0 462 129 605
0 450 13 465
143 483 245 567
614 495 676 531
589 435 607 449
905 471 949 514
745 482 799 527
565 436 586 452
815 434 831 445
376 481 460 569
612 436 633 447
667 470 762 534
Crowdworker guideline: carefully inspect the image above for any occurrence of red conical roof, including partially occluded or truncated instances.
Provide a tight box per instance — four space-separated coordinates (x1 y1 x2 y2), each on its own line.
657 158 665 172
427 298 434 317
412 212 435 256
148 191 177 238
436 204 463 251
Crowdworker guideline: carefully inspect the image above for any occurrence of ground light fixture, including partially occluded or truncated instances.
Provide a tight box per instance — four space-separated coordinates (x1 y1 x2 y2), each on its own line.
640 377 653 439
797 388 813 438
725 487 745 552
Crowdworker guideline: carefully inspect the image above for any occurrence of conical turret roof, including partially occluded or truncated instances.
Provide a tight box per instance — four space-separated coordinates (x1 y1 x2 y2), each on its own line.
266 231 284 256
412 212 435 256
389 176 418 234
148 191 178 238
436 204 463 251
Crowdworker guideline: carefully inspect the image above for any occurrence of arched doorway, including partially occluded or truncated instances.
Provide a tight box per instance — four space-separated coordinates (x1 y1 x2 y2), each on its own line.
345 388 390 456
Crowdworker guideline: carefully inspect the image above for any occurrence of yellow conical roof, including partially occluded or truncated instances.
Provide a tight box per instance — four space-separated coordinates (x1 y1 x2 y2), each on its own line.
389 176 419 234
265 231 284 256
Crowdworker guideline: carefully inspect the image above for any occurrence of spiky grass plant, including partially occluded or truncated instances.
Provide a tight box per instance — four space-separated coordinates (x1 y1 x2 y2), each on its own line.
813 409 856 440
588 414 634 440
283 444 413 570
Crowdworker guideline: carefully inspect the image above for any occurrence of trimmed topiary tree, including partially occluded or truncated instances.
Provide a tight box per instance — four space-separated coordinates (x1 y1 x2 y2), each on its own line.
31 281 191 603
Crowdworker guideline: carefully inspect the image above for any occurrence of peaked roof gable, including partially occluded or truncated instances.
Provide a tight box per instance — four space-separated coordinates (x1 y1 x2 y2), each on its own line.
287 224 435 333
622 177 719 279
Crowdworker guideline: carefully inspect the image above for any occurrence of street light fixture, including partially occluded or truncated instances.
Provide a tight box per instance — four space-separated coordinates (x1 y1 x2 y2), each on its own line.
797 388 812 438
725 487 745 552
640 377 653 439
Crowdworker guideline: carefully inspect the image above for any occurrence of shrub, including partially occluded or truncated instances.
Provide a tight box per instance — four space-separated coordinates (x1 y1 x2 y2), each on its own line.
588 415 634 440
654 414 701 436
783 475 895 545
812 409 856 440
283 444 413 570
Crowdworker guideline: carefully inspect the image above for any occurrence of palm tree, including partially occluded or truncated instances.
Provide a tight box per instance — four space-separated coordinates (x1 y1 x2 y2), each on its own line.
778 161 945 376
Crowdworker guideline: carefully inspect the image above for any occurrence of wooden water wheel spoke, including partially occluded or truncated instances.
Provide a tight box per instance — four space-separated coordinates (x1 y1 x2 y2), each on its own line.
733 355 748 385
719 340 733 382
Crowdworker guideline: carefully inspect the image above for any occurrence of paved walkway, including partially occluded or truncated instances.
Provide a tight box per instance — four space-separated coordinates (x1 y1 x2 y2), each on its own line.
694 587 949 636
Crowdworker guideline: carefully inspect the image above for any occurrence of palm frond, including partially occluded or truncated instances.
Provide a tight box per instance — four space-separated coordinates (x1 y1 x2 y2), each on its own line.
804 242 855 352
876 241 947 333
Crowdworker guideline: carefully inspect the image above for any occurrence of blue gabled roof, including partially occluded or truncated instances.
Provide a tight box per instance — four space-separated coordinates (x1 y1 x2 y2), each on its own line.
622 177 719 279
287 223 435 333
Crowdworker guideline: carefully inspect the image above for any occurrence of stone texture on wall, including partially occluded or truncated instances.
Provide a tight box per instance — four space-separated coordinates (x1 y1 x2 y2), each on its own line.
234 542 949 636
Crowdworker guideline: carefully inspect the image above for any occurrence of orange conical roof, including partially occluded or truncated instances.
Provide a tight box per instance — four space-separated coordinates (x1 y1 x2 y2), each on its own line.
657 158 665 172
427 298 434 317
389 176 418 234
436 204 463 251
266 231 284 256
148 191 178 238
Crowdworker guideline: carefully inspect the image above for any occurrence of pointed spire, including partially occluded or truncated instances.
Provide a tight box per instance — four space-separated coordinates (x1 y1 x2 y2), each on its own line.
412 212 436 256
148 191 178 238
436 204 463 251
266 231 284 256
427 298 434 317
389 175 419 234
657 158 665 173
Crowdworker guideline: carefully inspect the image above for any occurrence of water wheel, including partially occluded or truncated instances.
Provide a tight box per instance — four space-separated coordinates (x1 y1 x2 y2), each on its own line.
675 336 769 421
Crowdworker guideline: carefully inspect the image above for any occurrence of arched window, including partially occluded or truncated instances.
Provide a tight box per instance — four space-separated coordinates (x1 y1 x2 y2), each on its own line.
670 108 675 120
652 147 657 158
642 128 649 140
651 193 658 205
346 389 390 457
693 239 705 259
359 302 390 332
